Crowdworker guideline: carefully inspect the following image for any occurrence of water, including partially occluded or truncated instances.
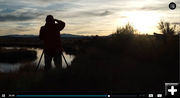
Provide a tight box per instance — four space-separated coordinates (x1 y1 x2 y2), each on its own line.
0 47 75 72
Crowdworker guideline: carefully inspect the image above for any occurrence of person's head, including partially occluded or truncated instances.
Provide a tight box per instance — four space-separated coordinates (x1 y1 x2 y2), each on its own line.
46 15 55 24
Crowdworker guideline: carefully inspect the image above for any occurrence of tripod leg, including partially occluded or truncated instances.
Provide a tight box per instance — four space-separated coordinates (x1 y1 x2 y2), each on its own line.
35 50 44 72
62 53 69 67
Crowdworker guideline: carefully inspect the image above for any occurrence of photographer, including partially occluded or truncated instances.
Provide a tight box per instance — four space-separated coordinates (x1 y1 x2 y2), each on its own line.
39 15 65 71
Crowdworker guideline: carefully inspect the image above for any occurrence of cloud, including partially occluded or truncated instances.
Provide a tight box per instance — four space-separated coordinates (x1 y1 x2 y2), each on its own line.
62 10 113 19
21 0 72 3
15 26 32 31
81 10 112 16
172 22 180 25
0 8 43 22
96 10 112 16
139 1 168 11
140 0 180 11
0 8 15 13
0 14 36 22
140 6 168 11
18 0 79 8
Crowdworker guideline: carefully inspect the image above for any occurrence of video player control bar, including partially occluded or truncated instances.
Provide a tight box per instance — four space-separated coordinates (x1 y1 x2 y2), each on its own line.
1 94 164 97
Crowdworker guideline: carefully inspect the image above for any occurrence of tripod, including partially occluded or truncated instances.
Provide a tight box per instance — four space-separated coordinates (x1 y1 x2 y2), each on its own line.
35 50 69 72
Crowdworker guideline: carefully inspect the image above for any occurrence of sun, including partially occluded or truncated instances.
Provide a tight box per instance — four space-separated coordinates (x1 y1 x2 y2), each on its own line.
117 11 161 34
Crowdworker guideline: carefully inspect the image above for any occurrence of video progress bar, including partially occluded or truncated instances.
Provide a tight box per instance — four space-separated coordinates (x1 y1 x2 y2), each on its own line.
16 95 108 97
16 95 138 97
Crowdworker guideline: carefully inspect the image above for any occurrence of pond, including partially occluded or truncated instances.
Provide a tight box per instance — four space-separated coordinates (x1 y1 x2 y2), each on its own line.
0 47 75 72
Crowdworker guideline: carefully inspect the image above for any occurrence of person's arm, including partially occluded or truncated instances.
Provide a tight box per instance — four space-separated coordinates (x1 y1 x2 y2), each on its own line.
54 19 65 31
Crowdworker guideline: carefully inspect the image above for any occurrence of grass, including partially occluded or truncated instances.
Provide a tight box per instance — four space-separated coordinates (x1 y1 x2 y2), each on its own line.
70 34 178 92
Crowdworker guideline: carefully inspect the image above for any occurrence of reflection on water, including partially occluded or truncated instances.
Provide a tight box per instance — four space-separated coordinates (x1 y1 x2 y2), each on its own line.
0 63 21 72
0 47 75 72
35 48 75 68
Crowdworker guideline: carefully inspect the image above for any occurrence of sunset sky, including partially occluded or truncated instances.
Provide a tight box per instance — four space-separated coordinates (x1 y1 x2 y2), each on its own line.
0 0 179 36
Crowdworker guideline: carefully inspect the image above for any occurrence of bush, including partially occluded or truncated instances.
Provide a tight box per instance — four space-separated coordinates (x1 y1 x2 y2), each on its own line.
111 23 136 40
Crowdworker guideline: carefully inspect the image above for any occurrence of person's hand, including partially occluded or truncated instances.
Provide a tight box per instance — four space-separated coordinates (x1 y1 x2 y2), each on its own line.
54 19 63 23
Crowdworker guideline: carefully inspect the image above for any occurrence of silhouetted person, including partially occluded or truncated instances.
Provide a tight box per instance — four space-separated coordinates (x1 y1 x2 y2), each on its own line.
39 15 65 71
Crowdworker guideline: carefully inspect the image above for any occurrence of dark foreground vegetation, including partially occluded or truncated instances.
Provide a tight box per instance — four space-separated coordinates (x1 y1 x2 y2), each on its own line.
0 21 179 93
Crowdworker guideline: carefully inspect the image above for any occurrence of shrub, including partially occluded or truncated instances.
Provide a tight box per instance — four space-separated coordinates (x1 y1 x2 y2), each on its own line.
110 23 136 42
